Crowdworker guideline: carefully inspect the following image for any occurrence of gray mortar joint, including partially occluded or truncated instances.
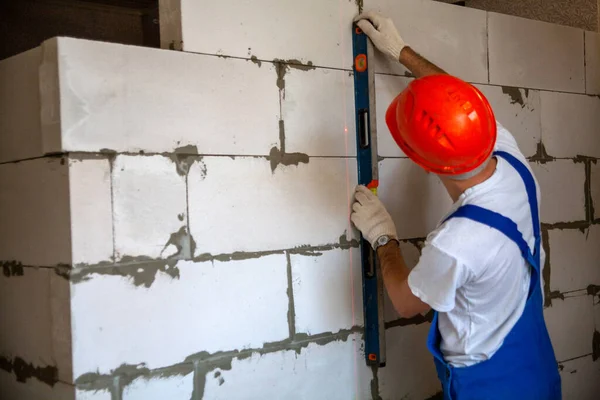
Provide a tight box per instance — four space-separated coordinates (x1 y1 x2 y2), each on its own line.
71 223 197 288
501 86 529 108
268 58 316 173
69 232 357 288
0 355 58 387
1 260 24 277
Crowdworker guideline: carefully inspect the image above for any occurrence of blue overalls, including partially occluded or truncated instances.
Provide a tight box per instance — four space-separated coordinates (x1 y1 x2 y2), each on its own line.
427 151 562 400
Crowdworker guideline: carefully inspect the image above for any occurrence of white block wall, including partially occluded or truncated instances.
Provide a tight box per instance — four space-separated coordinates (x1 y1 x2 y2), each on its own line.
1 1 599 399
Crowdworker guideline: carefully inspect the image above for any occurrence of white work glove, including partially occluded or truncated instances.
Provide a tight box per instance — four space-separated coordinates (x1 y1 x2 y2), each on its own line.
351 185 398 248
355 11 407 61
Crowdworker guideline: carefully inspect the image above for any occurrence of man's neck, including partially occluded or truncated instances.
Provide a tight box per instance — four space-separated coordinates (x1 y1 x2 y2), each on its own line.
440 157 498 202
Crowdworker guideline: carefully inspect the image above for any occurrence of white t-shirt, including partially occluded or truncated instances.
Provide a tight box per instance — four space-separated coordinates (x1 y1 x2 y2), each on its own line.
407 122 545 367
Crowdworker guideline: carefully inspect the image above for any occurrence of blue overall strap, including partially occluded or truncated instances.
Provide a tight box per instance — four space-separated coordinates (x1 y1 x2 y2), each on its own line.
432 153 562 400
494 151 541 266
447 205 538 280
444 151 542 293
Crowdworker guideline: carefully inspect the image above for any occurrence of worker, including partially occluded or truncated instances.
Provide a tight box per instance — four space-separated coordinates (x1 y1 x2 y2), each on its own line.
351 11 561 400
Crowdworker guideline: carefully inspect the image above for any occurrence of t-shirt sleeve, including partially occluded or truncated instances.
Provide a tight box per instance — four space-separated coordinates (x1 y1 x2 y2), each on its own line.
407 244 472 312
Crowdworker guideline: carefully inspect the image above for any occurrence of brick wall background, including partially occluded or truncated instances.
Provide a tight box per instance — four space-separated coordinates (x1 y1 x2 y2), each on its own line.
1 0 599 399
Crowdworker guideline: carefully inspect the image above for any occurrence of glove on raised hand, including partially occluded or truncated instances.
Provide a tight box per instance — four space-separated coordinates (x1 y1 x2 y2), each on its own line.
355 11 407 61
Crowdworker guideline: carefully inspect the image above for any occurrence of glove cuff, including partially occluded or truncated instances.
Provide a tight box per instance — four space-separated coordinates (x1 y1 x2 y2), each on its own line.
368 225 398 247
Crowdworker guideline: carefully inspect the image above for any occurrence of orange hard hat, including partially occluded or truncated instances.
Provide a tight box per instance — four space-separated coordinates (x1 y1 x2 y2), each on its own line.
385 75 496 176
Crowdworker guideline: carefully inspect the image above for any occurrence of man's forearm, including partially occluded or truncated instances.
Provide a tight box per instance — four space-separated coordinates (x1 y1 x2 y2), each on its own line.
377 241 429 318
377 240 410 287
399 47 446 78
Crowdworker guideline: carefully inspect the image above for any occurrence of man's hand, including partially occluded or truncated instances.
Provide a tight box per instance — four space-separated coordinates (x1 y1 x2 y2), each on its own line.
351 185 398 247
354 11 407 61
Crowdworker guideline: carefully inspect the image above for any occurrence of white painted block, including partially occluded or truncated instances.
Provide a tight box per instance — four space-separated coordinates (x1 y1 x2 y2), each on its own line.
123 373 194 400
71 256 288 376
488 13 585 92
379 324 441 400
283 68 356 157
69 157 113 266
202 334 372 400
160 0 356 70
548 227 600 293
112 155 187 261
0 47 43 163
0 268 66 380
560 355 600 400
188 157 357 256
541 91 600 158
0 370 75 400
475 85 541 157
592 162 600 221
530 161 586 224
368 0 488 83
0 158 71 266
585 31 600 95
375 74 412 158
76 389 112 400
291 248 363 335
544 295 595 362
42 37 280 155
379 159 453 239
384 241 421 322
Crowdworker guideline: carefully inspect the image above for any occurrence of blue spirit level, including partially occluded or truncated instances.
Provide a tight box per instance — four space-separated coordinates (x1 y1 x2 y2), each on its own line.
352 24 386 367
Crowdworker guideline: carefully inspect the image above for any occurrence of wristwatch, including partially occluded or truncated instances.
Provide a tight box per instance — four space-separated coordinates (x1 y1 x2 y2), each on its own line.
374 235 392 250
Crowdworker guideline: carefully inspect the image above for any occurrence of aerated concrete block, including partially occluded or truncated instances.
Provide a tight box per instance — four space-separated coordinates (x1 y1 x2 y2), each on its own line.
158 0 356 70
291 248 363 335
0 268 72 383
282 67 356 157
548 227 600 293
0 47 43 163
585 31 600 95
39 37 280 156
69 157 113 266
530 160 586 224
188 157 357 256
112 155 187 261
379 159 453 239
488 13 585 92
540 91 600 158
544 295 595 362
122 373 194 400
559 355 600 400
70 256 289 377
367 0 488 83
475 84 541 158
379 324 441 399
375 74 412 158
201 334 371 400
0 157 71 266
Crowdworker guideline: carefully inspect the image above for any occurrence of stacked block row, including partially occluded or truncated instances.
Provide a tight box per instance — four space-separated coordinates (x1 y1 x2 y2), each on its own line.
0 34 372 399
159 0 600 95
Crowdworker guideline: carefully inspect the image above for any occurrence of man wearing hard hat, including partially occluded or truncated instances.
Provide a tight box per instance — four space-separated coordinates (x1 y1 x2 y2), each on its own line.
351 11 561 400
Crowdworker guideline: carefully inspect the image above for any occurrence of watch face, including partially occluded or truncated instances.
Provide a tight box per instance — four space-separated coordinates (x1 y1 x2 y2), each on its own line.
378 235 389 246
